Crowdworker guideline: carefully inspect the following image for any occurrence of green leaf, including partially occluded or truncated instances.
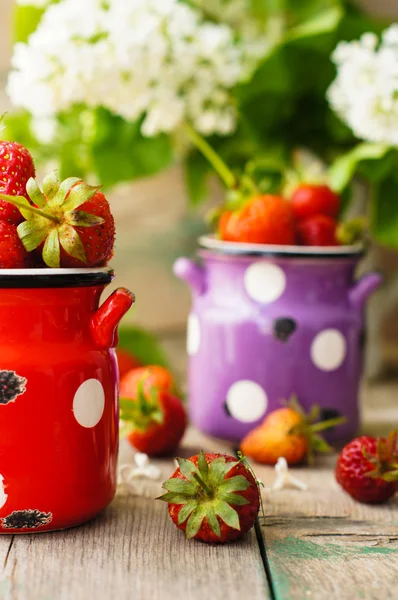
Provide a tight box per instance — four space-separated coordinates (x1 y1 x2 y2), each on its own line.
177 501 197 526
382 470 398 482
65 210 104 227
197 451 209 480
177 458 199 482
50 177 82 207
206 507 221 538
311 433 332 454
157 492 191 505
42 172 60 200
214 501 240 531
117 326 170 368
286 6 343 42
370 177 398 248
91 110 174 187
186 507 206 540
43 228 60 268
184 150 211 206
58 223 87 264
328 143 391 193
208 458 238 487
162 479 197 496
58 180 98 210
26 178 46 208
219 492 250 506
17 220 48 252
218 476 250 493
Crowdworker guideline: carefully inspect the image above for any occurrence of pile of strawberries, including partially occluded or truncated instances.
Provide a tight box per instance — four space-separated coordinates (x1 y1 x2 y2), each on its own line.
219 183 342 247
0 140 115 269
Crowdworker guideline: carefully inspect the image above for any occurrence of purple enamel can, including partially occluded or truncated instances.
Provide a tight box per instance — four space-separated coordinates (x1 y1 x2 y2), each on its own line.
174 236 383 443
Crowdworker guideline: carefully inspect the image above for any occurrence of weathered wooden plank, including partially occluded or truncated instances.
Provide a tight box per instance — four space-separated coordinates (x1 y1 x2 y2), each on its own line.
0 429 269 600
255 454 398 600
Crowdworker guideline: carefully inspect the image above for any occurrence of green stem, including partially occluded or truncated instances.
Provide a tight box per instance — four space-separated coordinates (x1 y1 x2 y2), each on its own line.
310 416 347 433
183 123 237 190
0 194 60 224
192 472 212 496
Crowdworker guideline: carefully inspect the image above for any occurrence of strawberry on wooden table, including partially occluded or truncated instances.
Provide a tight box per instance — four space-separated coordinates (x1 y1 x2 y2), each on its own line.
159 451 260 543
240 398 346 466
335 431 398 504
0 172 115 267
0 141 35 225
120 377 186 456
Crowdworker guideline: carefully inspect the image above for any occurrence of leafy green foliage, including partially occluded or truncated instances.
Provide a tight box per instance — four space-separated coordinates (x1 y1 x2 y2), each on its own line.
117 325 170 368
10 0 398 246
91 110 174 188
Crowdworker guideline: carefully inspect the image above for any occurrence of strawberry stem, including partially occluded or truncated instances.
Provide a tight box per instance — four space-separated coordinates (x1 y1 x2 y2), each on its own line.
192 472 212 496
0 194 61 224
310 416 347 433
184 122 237 190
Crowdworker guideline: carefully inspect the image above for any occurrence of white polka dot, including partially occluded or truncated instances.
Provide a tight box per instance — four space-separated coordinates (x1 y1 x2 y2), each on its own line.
187 314 200 356
311 329 347 371
0 475 7 509
73 379 105 428
244 262 286 304
226 381 268 423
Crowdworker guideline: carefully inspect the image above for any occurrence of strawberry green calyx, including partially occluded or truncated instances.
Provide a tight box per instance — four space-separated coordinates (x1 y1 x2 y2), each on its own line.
287 396 347 464
365 430 398 482
158 451 251 540
120 380 164 432
0 172 104 268
337 217 367 246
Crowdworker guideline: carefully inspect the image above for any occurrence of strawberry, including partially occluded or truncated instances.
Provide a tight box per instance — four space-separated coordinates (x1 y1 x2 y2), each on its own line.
120 379 186 456
296 214 338 246
0 141 35 225
335 432 398 504
116 348 141 380
219 195 296 245
0 221 29 268
291 184 341 221
158 451 260 543
240 398 346 466
0 172 115 268
120 365 175 398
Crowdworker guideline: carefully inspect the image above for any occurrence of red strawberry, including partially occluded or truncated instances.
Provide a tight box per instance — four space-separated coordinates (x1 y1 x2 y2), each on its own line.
120 365 175 398
120 380 186 456
335 432 398 504
219 195 296 245
291 184 341 221
0 221 29 268
0 172 115 268
159 451 260 543
297 214 338 246
0 141 35 225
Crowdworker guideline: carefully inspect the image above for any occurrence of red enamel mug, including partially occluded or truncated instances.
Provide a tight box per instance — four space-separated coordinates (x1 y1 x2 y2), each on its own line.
0 268 134 533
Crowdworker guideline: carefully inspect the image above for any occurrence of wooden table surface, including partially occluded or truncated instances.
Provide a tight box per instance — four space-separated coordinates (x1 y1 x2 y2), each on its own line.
0 337 397 599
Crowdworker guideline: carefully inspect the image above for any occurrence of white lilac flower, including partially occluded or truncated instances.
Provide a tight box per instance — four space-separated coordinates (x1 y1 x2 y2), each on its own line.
8 0 257 138
328 24 398 146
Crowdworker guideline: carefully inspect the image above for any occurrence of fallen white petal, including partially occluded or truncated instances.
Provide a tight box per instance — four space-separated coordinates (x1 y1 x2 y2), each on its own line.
269 457 308 491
